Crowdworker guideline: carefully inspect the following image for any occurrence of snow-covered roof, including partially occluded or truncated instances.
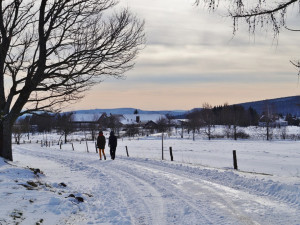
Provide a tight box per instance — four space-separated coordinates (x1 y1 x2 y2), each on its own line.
72 113 102 122
72 113 167 124
172 119 188 125
120 114 166 125
276 118 287 122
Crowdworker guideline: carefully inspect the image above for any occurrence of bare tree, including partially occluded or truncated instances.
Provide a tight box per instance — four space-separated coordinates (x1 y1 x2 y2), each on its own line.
12 116 30 144
87 114 100 141
56 112 74 144
165 113 175 134
18 116 31 140
222 103 232 138
12 123 23 144
125 123 140 137
0 0 145 161
195 0 300 71
30 112 54 133
261 101 276 140
178 120 188 139
22 116 31 140
156 117 169 134
200 103 215 140
231 105 245 140
186 109 202 141
107 114 122 135
279 126 288 140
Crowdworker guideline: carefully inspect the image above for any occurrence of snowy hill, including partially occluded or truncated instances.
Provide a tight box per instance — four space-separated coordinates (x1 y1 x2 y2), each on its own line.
237 95 300 116
70 95 300 118
188 95 300 116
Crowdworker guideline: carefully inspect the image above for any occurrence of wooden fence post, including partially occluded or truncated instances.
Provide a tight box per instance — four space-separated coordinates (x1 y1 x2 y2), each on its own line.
60 141 62 150
125 146 129 157
71 143 74 151
233 150 238 170
169 147 174 161
162 133 164 160
86 141 89 153
95 142 98 153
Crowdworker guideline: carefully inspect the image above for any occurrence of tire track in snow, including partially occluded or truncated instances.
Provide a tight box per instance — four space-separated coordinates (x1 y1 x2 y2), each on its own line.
108 160 259 225
124 157 300 210
116 158 300 224
102 163 166 225
61 158 166 225
110 163 216 225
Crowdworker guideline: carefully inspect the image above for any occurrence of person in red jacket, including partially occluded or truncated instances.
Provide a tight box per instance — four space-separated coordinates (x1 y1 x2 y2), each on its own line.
97 131 106 160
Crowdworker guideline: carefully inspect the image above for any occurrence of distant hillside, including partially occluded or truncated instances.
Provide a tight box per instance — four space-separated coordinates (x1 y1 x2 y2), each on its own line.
71 96 300 118
237 96 300 116
72 108 187 117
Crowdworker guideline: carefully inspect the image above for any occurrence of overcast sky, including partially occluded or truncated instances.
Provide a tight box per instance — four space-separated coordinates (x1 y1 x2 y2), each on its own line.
68 0 300 111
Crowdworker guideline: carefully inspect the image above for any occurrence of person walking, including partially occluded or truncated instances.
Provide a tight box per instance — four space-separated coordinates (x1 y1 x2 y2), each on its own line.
108 131 117 160
97 131 106 160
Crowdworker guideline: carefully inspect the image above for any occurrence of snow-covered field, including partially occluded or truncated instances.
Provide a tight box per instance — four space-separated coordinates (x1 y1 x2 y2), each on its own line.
1 131 300 224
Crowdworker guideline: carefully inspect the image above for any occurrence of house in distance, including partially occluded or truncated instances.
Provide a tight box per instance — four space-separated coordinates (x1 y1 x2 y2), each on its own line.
72 112 167 133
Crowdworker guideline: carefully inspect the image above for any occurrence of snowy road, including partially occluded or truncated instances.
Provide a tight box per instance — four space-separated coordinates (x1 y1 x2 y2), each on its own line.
10 144 300 224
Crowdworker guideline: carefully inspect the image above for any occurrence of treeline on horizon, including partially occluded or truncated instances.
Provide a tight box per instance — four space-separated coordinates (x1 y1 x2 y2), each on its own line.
178 103 300 127
14 103 300 134
184 104 260 127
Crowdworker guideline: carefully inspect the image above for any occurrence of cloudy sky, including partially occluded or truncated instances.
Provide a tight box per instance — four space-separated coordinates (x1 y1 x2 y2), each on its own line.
68 0 299 111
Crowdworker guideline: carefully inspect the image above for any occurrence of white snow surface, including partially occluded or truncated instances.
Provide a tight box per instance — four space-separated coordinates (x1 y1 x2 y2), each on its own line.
1 133 300 224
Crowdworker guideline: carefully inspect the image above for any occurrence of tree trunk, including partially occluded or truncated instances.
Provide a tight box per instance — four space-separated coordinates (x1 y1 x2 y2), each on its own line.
162 132 164 160
91 130 95 141
207 126 211 140
234 125 237 141
0 120 13 161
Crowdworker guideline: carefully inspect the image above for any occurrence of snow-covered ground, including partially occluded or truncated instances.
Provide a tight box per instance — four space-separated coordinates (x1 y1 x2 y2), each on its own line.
1 132 300 224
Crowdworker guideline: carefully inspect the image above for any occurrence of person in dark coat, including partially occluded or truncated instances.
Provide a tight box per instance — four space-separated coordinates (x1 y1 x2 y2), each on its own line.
97 131 106 160
108 131 117 160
